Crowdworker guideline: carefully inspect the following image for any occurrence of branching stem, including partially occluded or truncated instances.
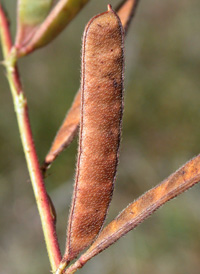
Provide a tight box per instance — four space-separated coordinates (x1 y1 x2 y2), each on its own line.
0 5 61 272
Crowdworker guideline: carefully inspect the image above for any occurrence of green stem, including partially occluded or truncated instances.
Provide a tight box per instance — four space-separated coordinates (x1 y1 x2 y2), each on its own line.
55 260 68 274
0 5 62 272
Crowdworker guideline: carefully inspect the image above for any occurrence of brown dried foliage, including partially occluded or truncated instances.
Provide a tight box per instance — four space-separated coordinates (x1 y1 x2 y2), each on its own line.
117 0 139 34
44 0 139 170
45 91 81 165
65 154 200 273
64 6 124 262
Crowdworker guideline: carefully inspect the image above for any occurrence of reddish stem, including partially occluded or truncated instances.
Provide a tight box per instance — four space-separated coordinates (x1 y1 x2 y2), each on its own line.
0 5 21 94
22 105 62 268
0 4 62 271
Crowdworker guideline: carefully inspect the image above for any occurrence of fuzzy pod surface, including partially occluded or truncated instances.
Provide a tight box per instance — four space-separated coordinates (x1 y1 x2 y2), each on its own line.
43 0 140 168
65 5 124 262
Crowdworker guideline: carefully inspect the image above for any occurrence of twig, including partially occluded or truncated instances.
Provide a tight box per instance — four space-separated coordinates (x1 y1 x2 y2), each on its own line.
0 5 62 272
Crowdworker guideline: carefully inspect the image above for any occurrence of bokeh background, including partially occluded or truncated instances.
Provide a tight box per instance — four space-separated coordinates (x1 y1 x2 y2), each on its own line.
1 0 200 273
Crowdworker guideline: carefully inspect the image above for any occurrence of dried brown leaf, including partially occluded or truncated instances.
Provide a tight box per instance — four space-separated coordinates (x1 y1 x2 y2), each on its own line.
65 154 200 273
117 0 139 34
45 91 81 166
43 0 140 171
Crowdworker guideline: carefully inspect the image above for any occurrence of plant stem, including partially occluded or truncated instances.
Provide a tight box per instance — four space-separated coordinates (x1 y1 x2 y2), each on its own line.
0 5 61 272
55 260 69 274
65 260 82 274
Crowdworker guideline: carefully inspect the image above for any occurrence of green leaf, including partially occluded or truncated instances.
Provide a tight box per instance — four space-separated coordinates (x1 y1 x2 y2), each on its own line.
15 0 53 47
18 0 54 25
17 0 90 56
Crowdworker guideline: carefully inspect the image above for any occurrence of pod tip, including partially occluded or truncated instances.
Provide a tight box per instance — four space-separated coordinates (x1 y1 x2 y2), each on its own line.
107 4 112 12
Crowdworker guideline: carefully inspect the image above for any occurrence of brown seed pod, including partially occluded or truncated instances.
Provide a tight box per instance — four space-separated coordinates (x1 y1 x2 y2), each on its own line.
44 0 140 171
64 5 124 262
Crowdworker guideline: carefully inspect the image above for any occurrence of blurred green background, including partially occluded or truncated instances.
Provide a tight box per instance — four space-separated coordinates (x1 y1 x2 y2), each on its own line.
1 0 200 273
